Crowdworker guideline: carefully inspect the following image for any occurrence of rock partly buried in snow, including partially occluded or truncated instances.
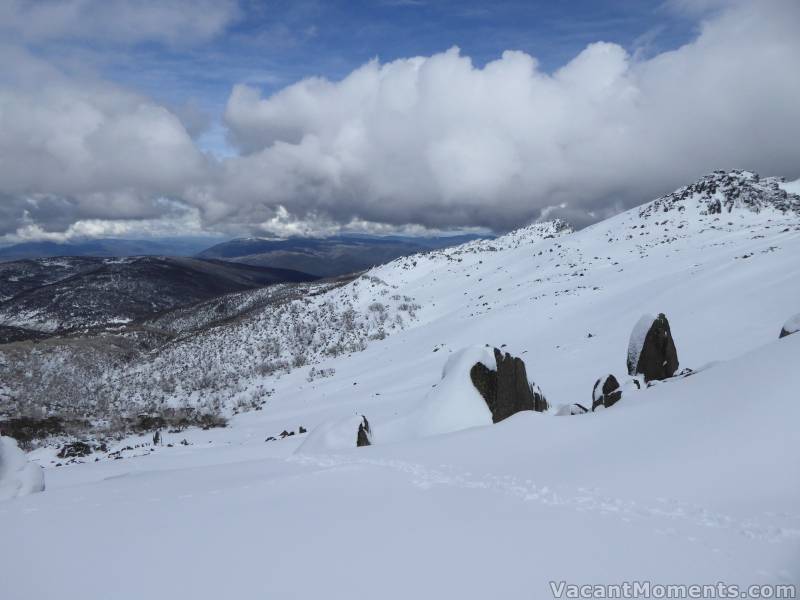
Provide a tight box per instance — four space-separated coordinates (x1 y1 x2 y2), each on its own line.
779 314 800 338
627 314 679 382
356 416 372 447
554 403 589 416
0 436 45 501
296 415 375 454
470 348 548 423
592 375 622 411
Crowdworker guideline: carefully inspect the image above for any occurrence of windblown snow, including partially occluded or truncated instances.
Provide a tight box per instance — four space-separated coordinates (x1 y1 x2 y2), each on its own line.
1 171 799 599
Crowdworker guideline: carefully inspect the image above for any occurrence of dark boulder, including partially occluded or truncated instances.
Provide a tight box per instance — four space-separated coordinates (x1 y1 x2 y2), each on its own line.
470 348 548 423
356 416 372 447
592 375 622 411
627 313 679 382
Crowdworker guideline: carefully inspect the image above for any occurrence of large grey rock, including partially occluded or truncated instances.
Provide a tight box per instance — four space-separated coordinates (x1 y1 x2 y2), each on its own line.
592 374 622 411
627 313 679 382
356 416 372 447
470 348 548 423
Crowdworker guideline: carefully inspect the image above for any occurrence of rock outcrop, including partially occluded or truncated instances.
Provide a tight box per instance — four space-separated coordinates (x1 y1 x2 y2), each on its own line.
356 416 372 447
470 348 548 423
780 314 800 338
627 314 679 382
592 375 622 411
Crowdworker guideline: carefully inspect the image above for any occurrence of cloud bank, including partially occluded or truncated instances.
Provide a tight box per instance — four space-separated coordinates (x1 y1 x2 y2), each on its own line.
1 0 799 239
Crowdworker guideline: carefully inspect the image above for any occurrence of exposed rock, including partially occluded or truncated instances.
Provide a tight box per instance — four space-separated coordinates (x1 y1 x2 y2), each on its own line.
627 314 679 382
469 348 548 423
780 313 800 338
57 441 94 459
356 416 372 447
639 170 800 218
592 375 622 411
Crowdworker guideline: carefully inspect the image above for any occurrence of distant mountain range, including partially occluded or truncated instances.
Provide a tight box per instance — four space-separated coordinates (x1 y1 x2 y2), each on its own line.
0 256 317 338
0 234 489 278
0 237 227 262
196 234 488 277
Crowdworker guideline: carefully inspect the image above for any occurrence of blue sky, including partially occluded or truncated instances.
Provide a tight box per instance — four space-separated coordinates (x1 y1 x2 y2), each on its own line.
41 0 698 154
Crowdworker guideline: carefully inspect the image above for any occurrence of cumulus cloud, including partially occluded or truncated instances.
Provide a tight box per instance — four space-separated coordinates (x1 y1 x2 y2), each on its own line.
214 0 800 232
1 0 799 240
0 45 212 237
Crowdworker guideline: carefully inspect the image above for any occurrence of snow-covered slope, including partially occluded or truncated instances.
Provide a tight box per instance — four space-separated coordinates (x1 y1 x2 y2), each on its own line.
3 335 799 599
1 171 799 598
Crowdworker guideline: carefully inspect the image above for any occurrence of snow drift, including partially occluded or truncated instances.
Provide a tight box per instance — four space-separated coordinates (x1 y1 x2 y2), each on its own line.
0 436 44 501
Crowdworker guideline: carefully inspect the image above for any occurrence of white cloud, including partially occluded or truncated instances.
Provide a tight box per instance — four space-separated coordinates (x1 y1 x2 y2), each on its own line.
0 46 212 235
215 0 800 232
5 204 206 243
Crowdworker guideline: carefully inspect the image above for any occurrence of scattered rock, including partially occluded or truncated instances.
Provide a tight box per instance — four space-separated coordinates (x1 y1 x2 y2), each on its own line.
56 441 94 459
779 313 800 338
627 313 679 382
356 416 372 447
592 375 622 411
298 426 307 434
469 348 548 423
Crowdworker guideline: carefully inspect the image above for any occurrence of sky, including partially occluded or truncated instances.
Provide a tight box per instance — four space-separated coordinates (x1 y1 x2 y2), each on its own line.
0 0 798 241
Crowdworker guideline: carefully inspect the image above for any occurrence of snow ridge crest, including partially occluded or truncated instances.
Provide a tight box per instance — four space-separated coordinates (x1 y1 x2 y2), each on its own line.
639 170 800 218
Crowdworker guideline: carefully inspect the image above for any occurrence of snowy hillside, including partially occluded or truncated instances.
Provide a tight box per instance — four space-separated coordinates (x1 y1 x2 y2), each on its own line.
1 171 799 598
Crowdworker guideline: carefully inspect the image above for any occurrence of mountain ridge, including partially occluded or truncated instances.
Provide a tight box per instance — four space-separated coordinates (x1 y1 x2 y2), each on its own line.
0 256 318 335
196 233 489 277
